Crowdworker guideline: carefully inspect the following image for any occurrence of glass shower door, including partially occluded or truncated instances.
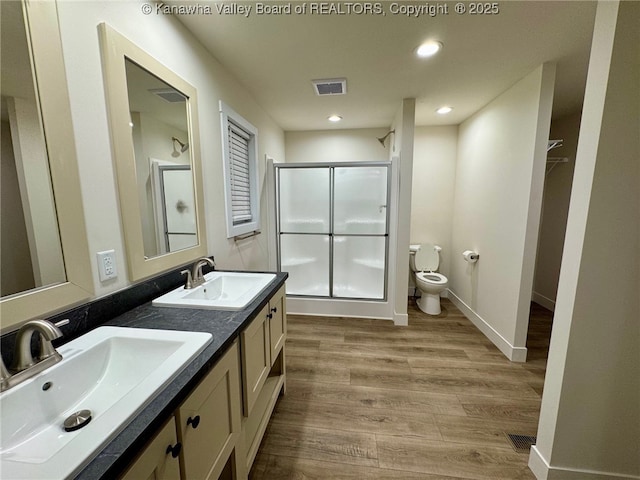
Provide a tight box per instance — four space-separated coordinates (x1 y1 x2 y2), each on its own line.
278 167 330 296
332 166 388 299
276 163 389 300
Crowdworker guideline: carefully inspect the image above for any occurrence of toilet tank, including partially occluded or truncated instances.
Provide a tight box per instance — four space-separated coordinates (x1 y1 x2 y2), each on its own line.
409 244 421 271
411 243 440 272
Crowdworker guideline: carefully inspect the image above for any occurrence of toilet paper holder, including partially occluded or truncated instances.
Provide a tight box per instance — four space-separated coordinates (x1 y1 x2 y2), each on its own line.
462 250 479 263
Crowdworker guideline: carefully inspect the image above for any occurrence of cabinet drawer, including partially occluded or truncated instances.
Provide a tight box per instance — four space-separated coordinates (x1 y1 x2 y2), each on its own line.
120 417 181 480
241 305 271 416
268 285 286 364
177 341 241 480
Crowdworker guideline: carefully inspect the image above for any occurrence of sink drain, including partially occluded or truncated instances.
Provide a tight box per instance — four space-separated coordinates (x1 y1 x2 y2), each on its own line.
63 410 92 432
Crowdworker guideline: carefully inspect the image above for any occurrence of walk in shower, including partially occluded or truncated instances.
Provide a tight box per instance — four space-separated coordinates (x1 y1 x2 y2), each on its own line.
275 162 390 304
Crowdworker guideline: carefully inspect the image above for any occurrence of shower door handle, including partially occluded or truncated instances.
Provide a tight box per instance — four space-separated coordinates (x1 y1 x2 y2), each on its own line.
379 205 387 213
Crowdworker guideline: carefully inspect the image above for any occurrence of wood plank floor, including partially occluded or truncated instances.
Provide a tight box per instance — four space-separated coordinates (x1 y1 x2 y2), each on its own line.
250 298 552 480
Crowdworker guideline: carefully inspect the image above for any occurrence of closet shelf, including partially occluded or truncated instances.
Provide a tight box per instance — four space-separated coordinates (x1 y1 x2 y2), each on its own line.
546 157 569 175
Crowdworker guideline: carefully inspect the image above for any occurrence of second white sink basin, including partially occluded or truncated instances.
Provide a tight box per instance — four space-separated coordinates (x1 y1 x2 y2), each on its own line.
0 326 212 479
153 271 276 310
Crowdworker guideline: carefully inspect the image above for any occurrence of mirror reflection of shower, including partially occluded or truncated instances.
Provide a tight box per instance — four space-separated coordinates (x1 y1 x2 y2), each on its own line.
171 136 189 157
150 161 197 255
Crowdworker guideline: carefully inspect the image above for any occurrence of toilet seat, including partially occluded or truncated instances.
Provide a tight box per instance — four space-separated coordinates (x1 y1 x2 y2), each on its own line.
416 271 447 285
413 245 439 272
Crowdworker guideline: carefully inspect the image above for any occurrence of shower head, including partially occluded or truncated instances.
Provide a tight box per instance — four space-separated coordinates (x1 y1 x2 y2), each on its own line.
377 130 395 148
171 137 189 157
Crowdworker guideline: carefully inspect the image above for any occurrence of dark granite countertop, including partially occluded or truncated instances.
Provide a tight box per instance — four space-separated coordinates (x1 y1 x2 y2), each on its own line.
72 272 287 480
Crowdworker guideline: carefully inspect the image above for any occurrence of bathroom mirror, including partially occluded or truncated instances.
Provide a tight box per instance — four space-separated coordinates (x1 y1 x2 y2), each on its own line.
0 0 93 332
100 24 207 281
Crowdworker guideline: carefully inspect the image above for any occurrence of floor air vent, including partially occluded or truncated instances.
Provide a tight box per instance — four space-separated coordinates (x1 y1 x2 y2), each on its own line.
312 78 347 96
506 434 537 453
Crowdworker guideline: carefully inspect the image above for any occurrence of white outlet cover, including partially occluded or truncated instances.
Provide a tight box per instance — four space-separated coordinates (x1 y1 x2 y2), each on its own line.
97 250 117 282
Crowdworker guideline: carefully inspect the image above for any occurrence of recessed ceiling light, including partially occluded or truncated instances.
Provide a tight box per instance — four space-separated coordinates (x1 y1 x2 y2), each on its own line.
328 115 342 122
436 106 453 114
416 41 443 58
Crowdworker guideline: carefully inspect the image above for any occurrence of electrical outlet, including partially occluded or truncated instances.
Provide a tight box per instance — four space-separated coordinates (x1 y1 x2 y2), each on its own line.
97 250 118 282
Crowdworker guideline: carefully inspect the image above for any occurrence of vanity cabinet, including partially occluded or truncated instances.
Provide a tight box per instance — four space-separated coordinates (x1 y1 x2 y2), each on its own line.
176 341 241 480
120 343 241 480
120 283 286 480
240 285 286 416
268 286 286 365
120 417 181 480
240 285 287 473
240 304 271 417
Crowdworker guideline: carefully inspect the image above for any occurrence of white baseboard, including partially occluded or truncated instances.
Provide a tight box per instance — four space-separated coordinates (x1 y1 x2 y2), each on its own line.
529 446 640 479
393 313 408 326
532 291 556 311
529 446 550 479
447 289 527 362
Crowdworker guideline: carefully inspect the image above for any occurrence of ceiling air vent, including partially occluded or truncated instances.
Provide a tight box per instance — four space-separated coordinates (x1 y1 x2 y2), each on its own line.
149 88 187 103
312 78 347 96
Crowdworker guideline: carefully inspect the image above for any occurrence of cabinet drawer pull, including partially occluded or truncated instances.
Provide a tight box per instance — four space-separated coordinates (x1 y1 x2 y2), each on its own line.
166 442 182 458
187 415 201 429
271 307 277 313
267 313 273 319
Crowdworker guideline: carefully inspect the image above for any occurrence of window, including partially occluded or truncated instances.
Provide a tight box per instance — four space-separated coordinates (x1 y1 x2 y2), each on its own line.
220 101 260 238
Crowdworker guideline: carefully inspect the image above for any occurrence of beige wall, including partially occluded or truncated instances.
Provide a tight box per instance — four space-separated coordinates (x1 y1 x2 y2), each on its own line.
55 2 284 298
410 126 458 278
448 64 556 361
285 128 390 163
531 2 639 477
533 112 581 311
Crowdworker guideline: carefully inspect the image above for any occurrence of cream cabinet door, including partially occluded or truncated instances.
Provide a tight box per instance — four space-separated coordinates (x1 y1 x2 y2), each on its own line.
268 285 286 364
120 417 181 480
240 304 271 416
177 341 241 480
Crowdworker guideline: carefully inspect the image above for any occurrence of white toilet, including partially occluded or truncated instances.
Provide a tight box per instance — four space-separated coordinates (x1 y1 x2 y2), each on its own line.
409 243 448 315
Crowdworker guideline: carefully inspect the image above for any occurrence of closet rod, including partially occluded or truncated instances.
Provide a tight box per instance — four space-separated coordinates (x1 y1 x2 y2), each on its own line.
547 139 563 151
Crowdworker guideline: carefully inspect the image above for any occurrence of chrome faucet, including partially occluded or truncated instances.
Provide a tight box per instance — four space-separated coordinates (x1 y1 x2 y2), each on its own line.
1 319 68 392
12 319 64 370
181 257 215 289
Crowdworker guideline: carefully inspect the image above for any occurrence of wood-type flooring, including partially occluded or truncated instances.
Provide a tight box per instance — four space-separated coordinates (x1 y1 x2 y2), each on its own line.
249 298 553 480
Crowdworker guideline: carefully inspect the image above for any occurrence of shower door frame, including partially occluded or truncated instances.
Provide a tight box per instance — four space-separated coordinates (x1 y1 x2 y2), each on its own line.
275 161 392 302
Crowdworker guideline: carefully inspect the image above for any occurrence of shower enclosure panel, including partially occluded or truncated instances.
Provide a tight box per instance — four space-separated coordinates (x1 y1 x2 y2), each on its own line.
278 167 331 296
276 162 389 301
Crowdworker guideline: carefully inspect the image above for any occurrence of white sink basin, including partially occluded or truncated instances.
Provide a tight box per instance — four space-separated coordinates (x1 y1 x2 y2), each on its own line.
153 271 276 310
0 326 212 479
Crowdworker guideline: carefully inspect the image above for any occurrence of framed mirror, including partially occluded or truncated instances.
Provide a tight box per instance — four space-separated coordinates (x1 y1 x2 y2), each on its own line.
99 24 207 281
0 0 93 332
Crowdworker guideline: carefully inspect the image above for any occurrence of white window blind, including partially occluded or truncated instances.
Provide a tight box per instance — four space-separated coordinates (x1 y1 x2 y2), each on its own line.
220 100 259 238
228 121 252 225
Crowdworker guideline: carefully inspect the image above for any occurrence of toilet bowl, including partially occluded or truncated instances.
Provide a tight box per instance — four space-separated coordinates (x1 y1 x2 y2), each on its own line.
410 244 448 315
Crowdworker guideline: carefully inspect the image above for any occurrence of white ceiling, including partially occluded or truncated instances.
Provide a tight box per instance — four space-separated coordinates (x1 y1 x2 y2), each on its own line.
174 1 597 131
